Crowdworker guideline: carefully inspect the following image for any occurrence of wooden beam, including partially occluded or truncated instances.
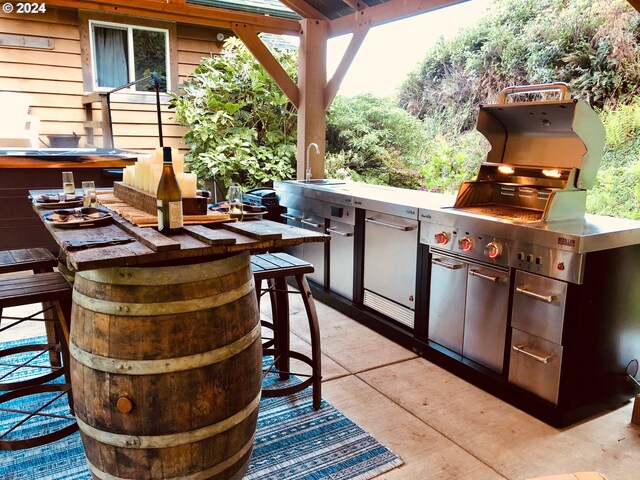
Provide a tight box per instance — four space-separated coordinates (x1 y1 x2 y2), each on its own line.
44 0 301 35
297 19 328 180
328 0 468 37
324 25 369 110
278 1 329 20
341 1 365 10
232 23 300 109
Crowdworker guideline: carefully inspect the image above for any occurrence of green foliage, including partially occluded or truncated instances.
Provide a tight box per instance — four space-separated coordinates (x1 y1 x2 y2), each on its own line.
169 37 297 190
419 131 487 193
398 0 640 133
599 98 640 147
325 94 428 186
587 111 640 219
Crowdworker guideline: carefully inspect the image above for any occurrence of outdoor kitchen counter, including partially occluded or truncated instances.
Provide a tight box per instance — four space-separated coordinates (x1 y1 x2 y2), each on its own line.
275 179 455 212
275 180 640 252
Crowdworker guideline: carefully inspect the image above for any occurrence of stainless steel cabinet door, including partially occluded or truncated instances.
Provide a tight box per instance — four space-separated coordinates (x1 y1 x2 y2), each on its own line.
428 254 468 354
329 220 354 300
463 265 509 372
363 211 418 309
300 215 325 286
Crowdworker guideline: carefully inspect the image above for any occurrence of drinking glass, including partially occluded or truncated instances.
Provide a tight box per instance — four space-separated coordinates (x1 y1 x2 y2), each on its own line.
227 185 244 221
82 180 97 207
62 171 75 195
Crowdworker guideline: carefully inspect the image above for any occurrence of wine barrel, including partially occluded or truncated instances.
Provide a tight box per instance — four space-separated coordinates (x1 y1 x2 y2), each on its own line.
69 251 262 480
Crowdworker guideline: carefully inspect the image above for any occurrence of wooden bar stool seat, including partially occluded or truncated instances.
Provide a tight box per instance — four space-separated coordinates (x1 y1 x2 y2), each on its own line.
0 248 58 275
251 252 322 410
0 249 77 450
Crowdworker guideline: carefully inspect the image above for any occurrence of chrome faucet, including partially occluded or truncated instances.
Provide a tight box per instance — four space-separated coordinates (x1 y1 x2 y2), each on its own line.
305 142 319 182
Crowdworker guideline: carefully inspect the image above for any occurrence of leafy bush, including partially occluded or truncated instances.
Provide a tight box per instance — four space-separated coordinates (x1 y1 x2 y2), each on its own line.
587 107 640 219
170 37 297 191
325 94 429 185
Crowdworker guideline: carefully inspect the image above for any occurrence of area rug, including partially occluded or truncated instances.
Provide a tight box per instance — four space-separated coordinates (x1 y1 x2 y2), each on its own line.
0 336 403 480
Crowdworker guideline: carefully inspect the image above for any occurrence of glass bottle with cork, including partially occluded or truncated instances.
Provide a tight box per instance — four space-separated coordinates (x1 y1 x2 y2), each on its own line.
156 146 183 233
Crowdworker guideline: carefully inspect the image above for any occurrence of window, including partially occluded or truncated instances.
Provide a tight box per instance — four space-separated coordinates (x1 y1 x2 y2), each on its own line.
90 21 169 92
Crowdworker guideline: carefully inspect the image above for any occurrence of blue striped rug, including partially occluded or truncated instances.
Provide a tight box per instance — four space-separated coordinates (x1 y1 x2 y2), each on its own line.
0 337 403 480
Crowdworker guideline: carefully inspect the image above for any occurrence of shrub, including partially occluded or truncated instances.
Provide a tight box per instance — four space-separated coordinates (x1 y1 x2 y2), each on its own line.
170 37 297 190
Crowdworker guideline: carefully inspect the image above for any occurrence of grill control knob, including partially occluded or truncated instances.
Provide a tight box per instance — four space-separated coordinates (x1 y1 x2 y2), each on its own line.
434 231 449 245
485 242 501 259
459 236 473 252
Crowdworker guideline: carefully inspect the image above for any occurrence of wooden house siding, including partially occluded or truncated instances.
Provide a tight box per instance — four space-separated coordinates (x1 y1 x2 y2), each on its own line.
0 8 228 154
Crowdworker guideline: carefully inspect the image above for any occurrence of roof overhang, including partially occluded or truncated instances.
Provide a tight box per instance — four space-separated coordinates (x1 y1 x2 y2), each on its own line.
45 0 468 37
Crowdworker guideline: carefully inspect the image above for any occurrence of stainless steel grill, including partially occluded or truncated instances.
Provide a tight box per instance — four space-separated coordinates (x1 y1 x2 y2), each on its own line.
451 82 605 223
419 83 606 389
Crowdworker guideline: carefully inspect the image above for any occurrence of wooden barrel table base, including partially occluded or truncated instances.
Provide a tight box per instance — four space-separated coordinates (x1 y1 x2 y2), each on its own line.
69 251 262 480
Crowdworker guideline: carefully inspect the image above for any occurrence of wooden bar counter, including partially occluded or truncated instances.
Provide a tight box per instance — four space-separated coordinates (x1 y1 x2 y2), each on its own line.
1 150 136 252
31 192 328 480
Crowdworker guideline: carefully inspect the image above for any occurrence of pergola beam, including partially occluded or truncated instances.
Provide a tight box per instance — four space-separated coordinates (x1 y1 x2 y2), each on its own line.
232 23 300 108
45 0 301 35
279 0 328 20
324 25 369 110
328 0 468 37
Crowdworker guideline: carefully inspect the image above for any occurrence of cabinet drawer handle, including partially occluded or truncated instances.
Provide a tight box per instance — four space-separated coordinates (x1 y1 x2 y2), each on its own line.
327 227 353 237
516 286 557 303
512 344 553 364
281 213 302 222
431 257 465 270
365 217 415 231
301 219 323 229
469 269 502 282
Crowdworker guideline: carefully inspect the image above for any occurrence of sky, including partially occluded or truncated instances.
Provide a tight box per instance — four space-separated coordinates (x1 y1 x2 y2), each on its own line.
326 0 493 98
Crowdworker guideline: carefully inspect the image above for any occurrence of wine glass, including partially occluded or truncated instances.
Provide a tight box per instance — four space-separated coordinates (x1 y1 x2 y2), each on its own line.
82 181 97 207
227 185 243 221
62 172 75 195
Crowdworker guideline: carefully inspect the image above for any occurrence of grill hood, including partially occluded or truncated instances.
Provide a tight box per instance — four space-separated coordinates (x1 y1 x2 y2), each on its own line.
454 83 606 222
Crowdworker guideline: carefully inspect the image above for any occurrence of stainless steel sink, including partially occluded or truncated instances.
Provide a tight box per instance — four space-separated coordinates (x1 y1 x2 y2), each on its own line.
297 179 346 185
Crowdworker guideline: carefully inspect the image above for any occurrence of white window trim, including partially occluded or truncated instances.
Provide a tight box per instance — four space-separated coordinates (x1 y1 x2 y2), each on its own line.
88 19 171 93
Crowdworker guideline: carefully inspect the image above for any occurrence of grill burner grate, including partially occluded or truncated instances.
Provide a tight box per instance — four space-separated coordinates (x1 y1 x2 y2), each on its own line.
456 205 543 222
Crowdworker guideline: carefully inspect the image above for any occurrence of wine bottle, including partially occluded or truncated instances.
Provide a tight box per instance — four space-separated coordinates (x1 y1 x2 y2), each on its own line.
156 146 183 233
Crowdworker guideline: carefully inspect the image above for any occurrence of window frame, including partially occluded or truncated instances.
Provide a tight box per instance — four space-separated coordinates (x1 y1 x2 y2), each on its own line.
79 12 178 101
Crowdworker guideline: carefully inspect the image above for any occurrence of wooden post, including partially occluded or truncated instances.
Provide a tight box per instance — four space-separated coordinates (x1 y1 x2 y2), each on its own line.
632 394 640 425
297 18 328 180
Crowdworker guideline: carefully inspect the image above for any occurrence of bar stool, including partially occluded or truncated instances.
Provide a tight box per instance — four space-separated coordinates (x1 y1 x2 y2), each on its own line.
251 252 322 410
0 248 77 450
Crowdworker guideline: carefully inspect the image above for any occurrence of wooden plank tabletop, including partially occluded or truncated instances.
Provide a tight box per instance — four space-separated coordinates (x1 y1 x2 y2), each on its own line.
30 189 329 272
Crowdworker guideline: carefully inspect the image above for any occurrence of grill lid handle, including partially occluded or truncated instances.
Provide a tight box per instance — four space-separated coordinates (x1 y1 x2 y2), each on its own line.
498 82 571 104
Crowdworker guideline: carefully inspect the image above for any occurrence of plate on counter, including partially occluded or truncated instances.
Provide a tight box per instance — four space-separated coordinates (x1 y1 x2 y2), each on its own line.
32 193 83 209
43 207 112 228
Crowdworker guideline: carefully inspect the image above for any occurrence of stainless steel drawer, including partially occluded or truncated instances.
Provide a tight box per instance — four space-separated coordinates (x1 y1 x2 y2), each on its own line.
509 328 563 405
428 254 468 354
512 271 567 344
463 264 509 373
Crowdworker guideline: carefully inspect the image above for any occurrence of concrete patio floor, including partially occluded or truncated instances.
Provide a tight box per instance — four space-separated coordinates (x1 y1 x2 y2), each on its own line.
281 292 640 480
3 284 639 480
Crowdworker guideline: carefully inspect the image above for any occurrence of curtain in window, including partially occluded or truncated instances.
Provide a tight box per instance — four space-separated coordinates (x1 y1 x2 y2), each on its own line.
94 26 128 88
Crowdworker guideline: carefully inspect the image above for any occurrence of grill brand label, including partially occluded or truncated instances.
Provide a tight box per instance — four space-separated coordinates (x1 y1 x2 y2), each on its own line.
557 236 576 247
